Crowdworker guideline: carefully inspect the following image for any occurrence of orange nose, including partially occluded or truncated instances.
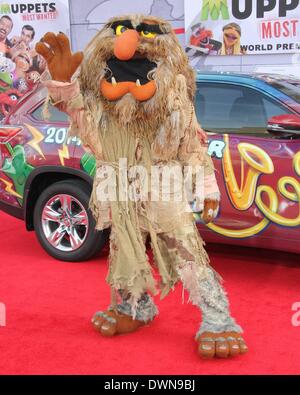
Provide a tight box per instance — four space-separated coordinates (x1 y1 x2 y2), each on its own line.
114 29 139 60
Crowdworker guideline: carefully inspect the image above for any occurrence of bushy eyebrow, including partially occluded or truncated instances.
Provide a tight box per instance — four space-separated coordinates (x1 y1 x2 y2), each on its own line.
110 20 134 31
136 23 164 34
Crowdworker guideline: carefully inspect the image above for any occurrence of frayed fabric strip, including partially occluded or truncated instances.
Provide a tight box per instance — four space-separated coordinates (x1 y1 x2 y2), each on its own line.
204 174 220 196
42 79 81 103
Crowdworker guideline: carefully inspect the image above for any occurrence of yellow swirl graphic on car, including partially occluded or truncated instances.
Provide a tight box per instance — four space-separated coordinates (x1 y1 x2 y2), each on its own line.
256 182 300 227
206 135 300 238
222 134 274 211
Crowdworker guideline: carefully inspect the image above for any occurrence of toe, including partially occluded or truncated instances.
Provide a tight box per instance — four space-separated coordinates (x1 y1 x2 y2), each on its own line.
215 338 230 358
197 334 216 359
100 314 117 337
238 337 248 354
227 338 240 356
198 342 216 359
91 311 106 330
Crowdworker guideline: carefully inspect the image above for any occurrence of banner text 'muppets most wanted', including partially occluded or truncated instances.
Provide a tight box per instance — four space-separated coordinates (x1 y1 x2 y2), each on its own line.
0 1 70 121
184 0 300 56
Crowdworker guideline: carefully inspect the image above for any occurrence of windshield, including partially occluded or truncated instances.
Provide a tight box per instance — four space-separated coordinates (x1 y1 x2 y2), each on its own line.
258 75 300 103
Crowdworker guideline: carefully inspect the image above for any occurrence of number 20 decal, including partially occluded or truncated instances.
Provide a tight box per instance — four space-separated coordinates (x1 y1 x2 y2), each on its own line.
45 127 81 146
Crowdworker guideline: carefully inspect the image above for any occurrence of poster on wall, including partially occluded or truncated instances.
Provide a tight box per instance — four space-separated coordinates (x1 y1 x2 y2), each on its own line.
184 0 300 58
0 0 70 122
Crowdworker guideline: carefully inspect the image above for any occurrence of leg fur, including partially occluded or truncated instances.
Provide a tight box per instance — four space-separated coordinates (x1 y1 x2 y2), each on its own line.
156 224 247 358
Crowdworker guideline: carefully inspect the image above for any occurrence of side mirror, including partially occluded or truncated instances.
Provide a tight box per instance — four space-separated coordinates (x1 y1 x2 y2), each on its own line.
267 114 300 138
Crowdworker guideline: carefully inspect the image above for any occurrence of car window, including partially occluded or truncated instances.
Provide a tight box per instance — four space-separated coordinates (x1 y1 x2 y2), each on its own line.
258 76 300 103
31 102 68 123
262 96 292 120
195 82 291 136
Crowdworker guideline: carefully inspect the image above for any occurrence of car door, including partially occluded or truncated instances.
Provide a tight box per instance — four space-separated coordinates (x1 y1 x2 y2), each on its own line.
0 87 77 211
13 89 77 167
195 81 300 253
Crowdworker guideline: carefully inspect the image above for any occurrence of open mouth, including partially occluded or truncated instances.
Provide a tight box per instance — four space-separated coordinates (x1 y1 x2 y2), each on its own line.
4 103 10 114
106 56 156 85
18 54 30 65
100 56 157 101
0 103 11 115
0 79 9 89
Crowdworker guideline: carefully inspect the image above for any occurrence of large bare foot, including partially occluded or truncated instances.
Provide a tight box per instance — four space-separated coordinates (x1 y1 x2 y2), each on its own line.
91 310 148 337
197 331 248 359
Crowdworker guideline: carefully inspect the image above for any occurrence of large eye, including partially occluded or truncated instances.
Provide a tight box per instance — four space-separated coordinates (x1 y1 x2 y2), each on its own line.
140 30 157 39
115 25 128 36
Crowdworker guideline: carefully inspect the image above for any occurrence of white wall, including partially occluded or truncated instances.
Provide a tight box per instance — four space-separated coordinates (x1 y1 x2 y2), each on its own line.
69 0 300 76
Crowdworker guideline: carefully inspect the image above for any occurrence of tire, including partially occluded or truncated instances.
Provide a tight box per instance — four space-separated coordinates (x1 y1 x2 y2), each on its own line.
33 179 109 262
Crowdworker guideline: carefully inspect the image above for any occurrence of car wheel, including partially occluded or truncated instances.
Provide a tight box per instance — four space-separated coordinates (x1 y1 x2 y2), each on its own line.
33 179 109 261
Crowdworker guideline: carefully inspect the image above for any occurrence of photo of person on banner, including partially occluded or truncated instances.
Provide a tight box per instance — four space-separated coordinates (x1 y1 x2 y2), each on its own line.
12 24 35 49
0 15 13 54
219 23 246 56
0 15 41 116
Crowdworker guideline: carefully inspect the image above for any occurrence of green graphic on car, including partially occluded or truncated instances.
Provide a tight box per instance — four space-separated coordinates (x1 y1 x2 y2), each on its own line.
80 152 96 177
1 143 34 204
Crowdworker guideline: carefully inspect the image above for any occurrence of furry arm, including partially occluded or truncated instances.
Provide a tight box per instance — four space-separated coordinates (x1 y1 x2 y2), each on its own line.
43 78 103 158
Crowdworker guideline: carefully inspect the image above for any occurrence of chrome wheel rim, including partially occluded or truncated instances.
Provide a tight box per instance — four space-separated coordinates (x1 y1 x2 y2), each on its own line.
41 194 89 252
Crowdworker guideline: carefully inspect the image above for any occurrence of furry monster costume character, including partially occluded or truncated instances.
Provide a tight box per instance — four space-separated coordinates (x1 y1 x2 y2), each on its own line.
36 15 248 359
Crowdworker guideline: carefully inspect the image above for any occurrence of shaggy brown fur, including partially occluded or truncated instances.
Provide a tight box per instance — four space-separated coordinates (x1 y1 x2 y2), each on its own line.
77 15 196 150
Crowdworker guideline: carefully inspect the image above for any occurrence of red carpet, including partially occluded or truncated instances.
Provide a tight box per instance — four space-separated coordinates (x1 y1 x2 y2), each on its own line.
0 210 300 375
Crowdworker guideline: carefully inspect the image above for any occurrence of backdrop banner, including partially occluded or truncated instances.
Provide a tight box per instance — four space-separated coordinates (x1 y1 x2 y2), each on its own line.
184 0 300 57
0 0 70 121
